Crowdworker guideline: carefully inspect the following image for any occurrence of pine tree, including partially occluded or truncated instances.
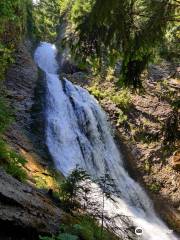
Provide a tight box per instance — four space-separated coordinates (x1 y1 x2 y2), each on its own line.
33 0 61 41
72 0 178 87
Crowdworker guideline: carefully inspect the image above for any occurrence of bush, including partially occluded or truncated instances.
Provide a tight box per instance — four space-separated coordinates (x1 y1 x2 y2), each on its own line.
0 140 27 182
110 89 131 110
40 214 118 240
116 109 128 126
88 85 108 100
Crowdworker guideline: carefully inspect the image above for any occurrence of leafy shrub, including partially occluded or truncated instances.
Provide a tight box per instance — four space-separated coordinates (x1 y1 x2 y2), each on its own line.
88 85 131 110
39 233 78 240
0 140 27 182
39 214 118 240
116 109 128 126
148 183 161 193
88 85 108 100
110 89 131 110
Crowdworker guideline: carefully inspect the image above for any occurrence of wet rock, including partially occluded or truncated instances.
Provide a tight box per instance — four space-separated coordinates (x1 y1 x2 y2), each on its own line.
61 60 82 74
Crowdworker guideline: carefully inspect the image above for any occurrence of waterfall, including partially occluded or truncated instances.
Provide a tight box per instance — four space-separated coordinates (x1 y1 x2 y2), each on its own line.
34 42 177 240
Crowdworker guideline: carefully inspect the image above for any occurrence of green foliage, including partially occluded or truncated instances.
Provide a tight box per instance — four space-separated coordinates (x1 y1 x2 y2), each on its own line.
88 85 108 100
0 0 33 77
88 85 131 110
148 183 161 193
40 233 78 240
0 140 27 182
59 167 89 212
110 89 131 110
70 0 95 25
70 0 177 87
39 215 118 240
116 109 128 126
0 0 34 137
0 44 14 81
33 0 61 41
0 0 33 45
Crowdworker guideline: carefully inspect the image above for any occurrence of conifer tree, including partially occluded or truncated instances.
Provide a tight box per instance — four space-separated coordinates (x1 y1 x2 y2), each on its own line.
72 0 178 87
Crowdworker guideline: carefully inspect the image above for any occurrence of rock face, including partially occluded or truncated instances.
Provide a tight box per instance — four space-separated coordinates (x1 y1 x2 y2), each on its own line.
5 40 38 129
4 40 40 153
1 40 62 239
0 168 62 239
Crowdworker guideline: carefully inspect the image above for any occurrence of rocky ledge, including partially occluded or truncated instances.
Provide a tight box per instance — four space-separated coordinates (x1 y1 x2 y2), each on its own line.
0 168 63 239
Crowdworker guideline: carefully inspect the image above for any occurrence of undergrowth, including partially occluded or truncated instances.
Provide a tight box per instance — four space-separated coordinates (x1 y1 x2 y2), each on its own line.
0 140 27 182
88 85 132 110
40 214 118 240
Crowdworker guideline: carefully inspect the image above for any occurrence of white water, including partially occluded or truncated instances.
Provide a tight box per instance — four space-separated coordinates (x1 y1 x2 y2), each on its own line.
34 42 178 240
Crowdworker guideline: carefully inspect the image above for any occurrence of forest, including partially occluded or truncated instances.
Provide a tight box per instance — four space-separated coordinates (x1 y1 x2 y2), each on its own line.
0 0 179 240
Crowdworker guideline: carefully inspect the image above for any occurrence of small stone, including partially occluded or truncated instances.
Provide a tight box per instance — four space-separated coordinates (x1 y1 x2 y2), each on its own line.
171 151 180 170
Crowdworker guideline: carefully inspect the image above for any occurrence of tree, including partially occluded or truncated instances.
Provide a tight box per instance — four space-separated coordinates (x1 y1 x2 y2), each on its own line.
59 166 90 212
96 172 117 239
71 0 178 87
33 0 61 41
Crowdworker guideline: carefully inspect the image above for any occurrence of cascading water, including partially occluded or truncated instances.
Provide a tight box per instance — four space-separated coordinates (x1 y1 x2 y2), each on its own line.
34 42 178 240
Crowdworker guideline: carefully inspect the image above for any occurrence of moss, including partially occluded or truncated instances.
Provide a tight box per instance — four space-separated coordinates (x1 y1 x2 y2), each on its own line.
148 183 161 193
0 140 27 182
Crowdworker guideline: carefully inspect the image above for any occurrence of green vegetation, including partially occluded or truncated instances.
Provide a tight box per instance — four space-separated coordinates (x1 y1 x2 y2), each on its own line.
0 0 33 81
148 183 161 193
33 0 61 41
0 140 27 182
40 214 118 240
88 85 131 110
64 0 178 87
40 168 119 240
59 167 89 212
0 1 179 237
0 0 33 183
0 0 34 135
